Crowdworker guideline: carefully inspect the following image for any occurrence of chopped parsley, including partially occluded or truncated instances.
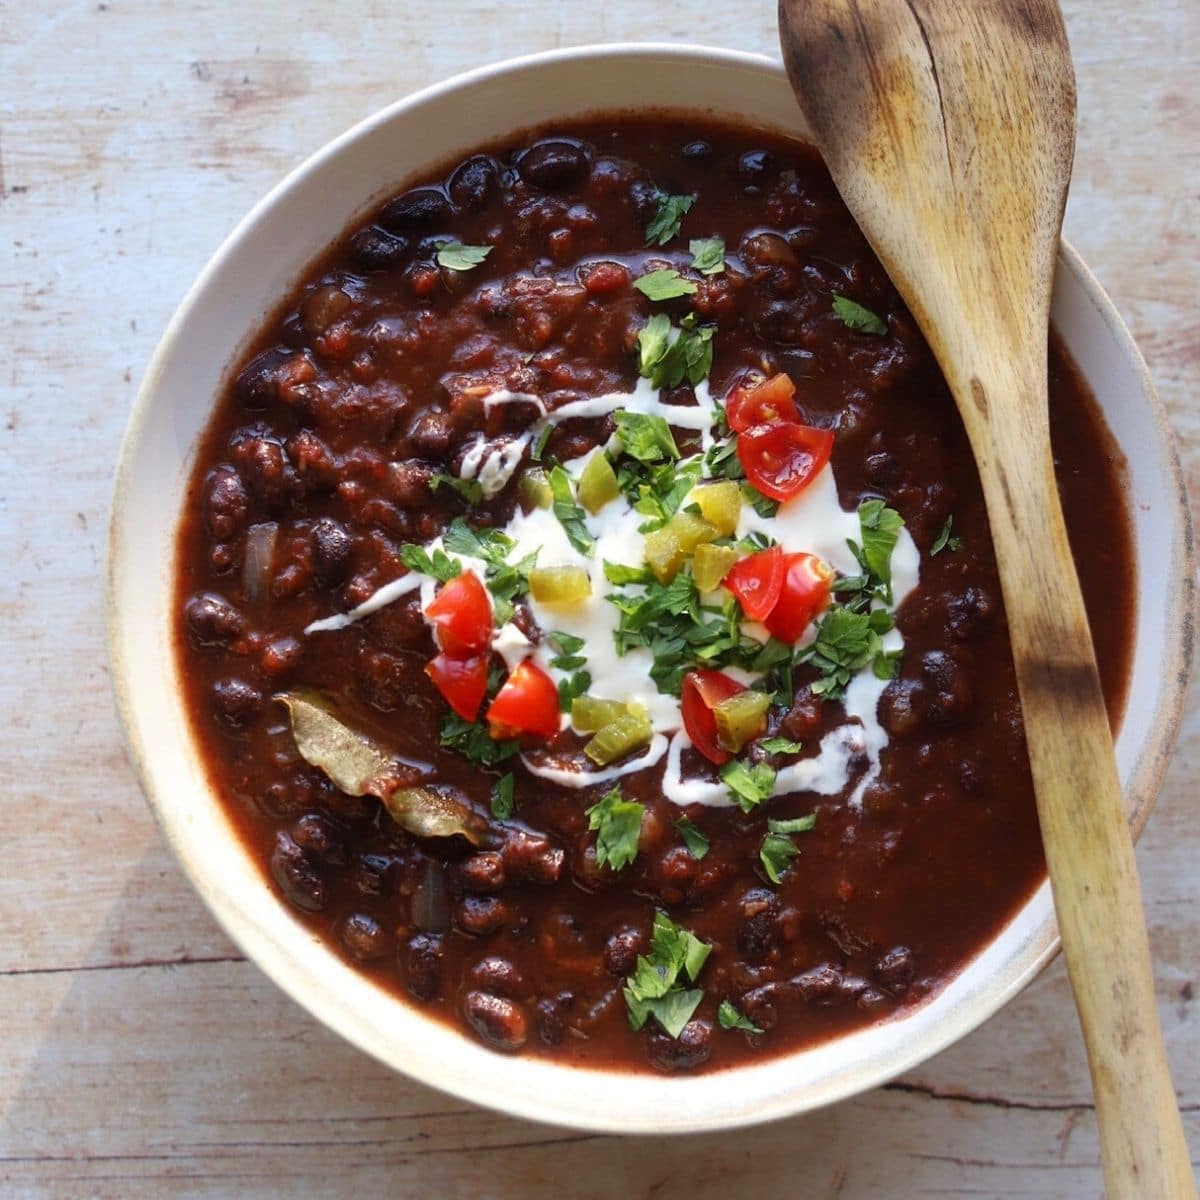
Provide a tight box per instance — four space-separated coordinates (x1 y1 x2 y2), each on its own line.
636 312 716 390
617 456 702 531
644 193 696 246
615 410 680 464
768 814 817 835
719 758 777 812
841 499 904 607
799 605 896 698
430 472 484 504
556 669 592 712
439 712 520 767
548 465 595 555
623 911 711 1038
717 999 762 1034
399 543 462 583
931 514 963 555
435 242 492 271
531 422 554 461
674 815 710 860
758 736 804 756
490 773 515 820
634 268 697 301
832 294 887 335
441 517 538 624
586 785 644 872
546 630 587 671
760 815 815 885
689 236 725 275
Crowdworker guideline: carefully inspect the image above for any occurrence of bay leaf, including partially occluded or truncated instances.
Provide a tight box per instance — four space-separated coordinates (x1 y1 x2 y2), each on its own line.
276 690 487 846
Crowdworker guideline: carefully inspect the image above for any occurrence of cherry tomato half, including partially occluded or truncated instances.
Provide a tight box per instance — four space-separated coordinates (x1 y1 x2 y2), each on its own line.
737 421 835 503
725 373 799 433
426 652 489 721
724 544 786 621
763 553 834 643
681 668 746 765
424 570 492 655
487 659 561 739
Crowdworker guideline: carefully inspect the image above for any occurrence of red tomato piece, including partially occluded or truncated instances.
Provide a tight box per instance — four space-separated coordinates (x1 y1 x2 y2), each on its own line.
425 653 489 721
725 373 799 433
424 570 492 655
763 553 834 643
737 422 835 503
681 668 746 765
724 544 785 621
486 659 561 739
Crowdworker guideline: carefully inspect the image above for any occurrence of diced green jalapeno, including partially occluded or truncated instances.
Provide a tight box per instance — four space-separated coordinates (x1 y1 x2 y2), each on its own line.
644 527 684 583
713 690 770 753
693 481 742 536
663 510 717 554
519 467 553 509
584 710 654 765
571 696 628 733
693 543 739 591
577 450 620 514
529 565 592 605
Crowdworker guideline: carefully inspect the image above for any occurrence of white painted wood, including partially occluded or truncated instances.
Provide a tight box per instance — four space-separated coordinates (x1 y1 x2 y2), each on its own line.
1 1 1195 1194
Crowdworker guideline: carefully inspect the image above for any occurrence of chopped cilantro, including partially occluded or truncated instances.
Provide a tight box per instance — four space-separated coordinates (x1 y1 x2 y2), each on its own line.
548 465 595 554
490 773 515 820
443 518 514 563
546 630 587 670
767 814 817 835
557 669 592 712
615 410 680 464
689 236 726 275
634 268 697 301
617 456 702 531
435 242 492 271
843 500 904 607
586 785 644 872
799 605 896 699
717 999 763 1034
603 560 653 586
439 713 520 766
636 312 716 390
719 758 777 812
430 472 484 504
644 193 696 246
674 815 710 860
439 519 537 624
759 736 804 755
759 832 799 884
931 514 963 555
741 481 780 519
531 422 554 461
399 543 462 583
832 294 887 335
623 911 711 1038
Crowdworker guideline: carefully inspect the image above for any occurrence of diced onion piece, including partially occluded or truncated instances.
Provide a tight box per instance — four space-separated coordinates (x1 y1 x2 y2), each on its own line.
692 481 742 536
242 522 278 604
519 467 553 509
571 696 629 734
577 449 620 514
584 710 654 766
644 527 684 584
411 860 450 932
693 543 739 592
713 690 771 754
529 565 592 606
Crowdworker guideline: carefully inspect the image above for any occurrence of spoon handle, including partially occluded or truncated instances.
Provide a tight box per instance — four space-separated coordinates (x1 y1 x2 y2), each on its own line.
958 356 1195 1199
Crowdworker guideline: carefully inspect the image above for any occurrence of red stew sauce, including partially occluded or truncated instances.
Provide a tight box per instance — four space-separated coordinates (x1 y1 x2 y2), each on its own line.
174 116 1133 1073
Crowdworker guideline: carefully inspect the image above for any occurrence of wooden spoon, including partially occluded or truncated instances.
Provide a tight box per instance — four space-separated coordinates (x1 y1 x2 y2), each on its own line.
777 2 1195 1195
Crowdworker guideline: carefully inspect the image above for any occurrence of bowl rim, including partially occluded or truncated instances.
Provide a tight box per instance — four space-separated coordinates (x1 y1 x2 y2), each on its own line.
107 41 1195 1133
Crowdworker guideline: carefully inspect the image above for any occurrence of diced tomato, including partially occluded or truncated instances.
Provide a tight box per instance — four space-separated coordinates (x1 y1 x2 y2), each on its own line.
724 544 785 621
424 570 492 655
681 668 746 765
737 421 834 502
725 373 799 433
425 652 489 721
486 659 561 739
763 553 834 643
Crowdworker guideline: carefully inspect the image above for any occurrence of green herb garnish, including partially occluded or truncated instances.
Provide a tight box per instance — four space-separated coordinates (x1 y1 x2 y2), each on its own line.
490 773 515 820
832 294 887 335
623 911 711 1038
798 605 895 699
548 465 595 554
689 237 725 275
758 736 804 756
586 785 644 872
717 999 763 1034
615 410 680 464
636 312 716 390
759 832 799 884
546 630 587 671
399 543 462 584
645 193 696 246
674 816 710 860
719 758 777 812
931 514 963 555
634 268 697 301
439 713 520 767
430 472 484 505
557 670 592 712
435 242 493 271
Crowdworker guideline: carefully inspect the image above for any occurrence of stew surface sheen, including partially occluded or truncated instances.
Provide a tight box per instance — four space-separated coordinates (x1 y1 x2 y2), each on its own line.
174 115 1134 1074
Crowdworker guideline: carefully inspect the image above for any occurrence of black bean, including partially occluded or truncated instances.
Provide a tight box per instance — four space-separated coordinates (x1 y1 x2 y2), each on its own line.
310 517 353 588
387 459 435 508
405 933 444 1000
211 677 263 728
230 434 297 512
517 140 589 191
792 962 843 1003
879 677 925 737
647 1019 713 1072
501 830 564 885
922 649 974 725
873 946 914 994
681 139 713 162
349 225 408 270
408 410 453 458
301 285 351 336
235 348 293 409
628 180 660 222
946 585 995 641
203 467 249 541
470 956 523 995
603 926 645 977
456 895 508 937
736 889 781 961
340 912 389 962
184 592 245 646
738 149 773 187
448 154 499 210
463 991 528 1052
290 813 346 865
270 832 326 912
379 187 453 233
454 851 506 894
535 995 568 1046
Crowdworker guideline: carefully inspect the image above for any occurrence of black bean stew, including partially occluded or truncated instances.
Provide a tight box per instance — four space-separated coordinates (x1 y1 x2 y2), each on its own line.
174 116 1133 1073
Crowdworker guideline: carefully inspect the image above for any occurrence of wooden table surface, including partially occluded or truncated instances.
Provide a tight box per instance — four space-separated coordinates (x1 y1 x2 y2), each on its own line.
2 1 1196 1195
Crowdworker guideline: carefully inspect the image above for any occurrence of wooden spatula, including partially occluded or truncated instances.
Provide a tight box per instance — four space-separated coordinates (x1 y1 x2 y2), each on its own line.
777 1 1195 1195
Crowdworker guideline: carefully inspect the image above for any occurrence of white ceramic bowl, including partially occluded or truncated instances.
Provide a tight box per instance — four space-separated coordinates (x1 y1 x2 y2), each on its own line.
108 44 1194 1132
